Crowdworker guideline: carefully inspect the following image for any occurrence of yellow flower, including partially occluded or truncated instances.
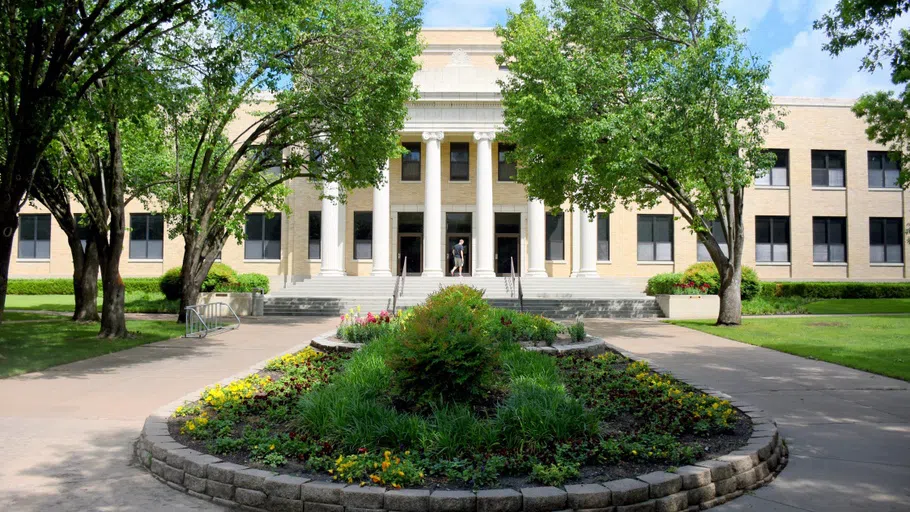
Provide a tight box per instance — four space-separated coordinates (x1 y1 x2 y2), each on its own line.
269 444 275 450
328 469 334 475
382 461 391 471
398 471 404 477
384 450 391 458
631 450 637 456
404 450 410 455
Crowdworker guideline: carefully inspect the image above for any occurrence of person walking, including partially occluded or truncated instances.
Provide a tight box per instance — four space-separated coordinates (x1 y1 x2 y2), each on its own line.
451 239 466 277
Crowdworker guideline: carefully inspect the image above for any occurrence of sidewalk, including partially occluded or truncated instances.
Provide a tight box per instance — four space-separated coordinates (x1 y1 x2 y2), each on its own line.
586 319 910 512
0 316 337 512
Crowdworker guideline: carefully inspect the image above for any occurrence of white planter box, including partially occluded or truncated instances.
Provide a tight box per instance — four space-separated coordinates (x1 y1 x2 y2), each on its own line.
656 294 720 320
198 292 255 316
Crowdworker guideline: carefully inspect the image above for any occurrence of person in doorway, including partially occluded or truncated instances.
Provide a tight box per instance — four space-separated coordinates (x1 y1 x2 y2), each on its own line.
451 239 466 277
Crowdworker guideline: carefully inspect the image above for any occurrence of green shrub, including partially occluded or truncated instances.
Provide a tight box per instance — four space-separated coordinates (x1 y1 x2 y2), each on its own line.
678 263 761 301
532 315 561 346
159 267 183 300
645 273 683 295
765 282 910 299
202 263 237 292
426 284 489 314
530 462 580 486
567 321 586 342
211 273 271 294
8 277 160 295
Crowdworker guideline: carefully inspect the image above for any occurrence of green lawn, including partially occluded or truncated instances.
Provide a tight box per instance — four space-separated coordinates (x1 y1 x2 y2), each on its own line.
5 292 178 314
0 314 186 378
672 315 910 381
742 297 910 316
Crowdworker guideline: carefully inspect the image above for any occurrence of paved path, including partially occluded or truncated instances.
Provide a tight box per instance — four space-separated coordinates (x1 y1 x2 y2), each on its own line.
0 316 336 512
587 319 910 512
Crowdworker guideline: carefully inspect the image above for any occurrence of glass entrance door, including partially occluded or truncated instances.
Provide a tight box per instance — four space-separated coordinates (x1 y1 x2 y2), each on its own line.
398 234 422 275
446 212 472 276
496 235 520 275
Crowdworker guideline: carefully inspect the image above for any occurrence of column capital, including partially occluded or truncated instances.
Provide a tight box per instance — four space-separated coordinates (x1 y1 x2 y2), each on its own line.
422 131 445 142
473 131 496 142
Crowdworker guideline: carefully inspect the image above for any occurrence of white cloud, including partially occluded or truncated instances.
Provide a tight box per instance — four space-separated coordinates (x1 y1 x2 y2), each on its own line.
422 0 525 27
719 0 774 29
776 0 805 25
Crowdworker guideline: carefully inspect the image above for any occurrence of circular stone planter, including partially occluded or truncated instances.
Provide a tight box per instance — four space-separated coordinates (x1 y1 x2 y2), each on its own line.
310 332 363 353
136 336 788 512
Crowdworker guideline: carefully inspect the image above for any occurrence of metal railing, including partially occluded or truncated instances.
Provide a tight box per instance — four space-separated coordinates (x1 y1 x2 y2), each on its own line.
510 256 524 313
392 256 407 313
185 302 241 338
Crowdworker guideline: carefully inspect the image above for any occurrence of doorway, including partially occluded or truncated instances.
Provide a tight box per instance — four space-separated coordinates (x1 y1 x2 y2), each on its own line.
446 212 472 276
397 212 423 275
495 213 521 276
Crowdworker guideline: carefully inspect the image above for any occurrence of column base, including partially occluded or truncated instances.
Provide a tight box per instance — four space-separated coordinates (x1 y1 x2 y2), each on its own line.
370 269 393 277
421 270 444 277
574 270 600 278
473 270 496 278
318 269 347 277
525 269 549 278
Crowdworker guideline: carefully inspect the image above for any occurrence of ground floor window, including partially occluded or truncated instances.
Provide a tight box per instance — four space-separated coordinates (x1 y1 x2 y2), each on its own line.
597 213 610 261
245 213 281 260
353 212 372 260
308 211 321 259
870 217 903 263
697 220 728 262
129 213 163 260
637 214 673 261
813 217 847 263
545 212 565 260
18 214 51 259
756 216 789 263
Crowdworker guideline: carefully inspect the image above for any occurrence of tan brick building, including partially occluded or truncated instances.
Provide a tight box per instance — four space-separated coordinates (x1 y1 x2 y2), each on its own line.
11 29 910 288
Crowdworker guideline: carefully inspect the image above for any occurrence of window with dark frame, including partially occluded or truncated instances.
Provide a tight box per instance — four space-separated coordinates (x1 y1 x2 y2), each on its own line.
755 216 790 262
353 212 373 260
813 217 847 263
244 213 281 260
498 143 517 182
74 213 92 250
545 212 565 260
697 220 729 262
401 142 421 181
755 149 789 187
597 213 610 261
308 211 321 259
450 142 470 181
868 151 900 189
811 150 846 187
637 214 673 261
870 217 903 263
129 213 164 260
18 214 51 259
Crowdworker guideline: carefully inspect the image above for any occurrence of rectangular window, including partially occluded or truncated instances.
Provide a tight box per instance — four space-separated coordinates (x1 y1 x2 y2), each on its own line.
498 143 517 182
244 213 281 260
129 213 164 260
756 216 790 262
545 212 565 260
450 142 470 181
697 220 729 262
755 149 789 187
401 142 421 181
811 150 846 187
353 211 372 260
597 213 610 261
870 217 903 263
74 213 92 250
308 211 321 259
18 214 51 259
637 214 673 261
868 151 900 189
813 217 847 263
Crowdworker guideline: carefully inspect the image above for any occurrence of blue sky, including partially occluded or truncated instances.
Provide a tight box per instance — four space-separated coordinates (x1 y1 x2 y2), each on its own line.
420 0 904 99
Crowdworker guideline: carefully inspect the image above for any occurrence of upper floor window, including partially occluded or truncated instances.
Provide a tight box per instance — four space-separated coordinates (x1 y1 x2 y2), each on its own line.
545 212 565 260
401 142 421 181
637 214 673 262
755 216 789 263
697 220 728 262
868 151 900 189
245 213 281 260
308 211 321 260
812 150 846 188
129 213 163 260
18 214 51 259
870 217 903 263
353 211 372 260
813 217 847 263
597 213 610 261
498 143 517 182
450 142 470 181
755 149 789 187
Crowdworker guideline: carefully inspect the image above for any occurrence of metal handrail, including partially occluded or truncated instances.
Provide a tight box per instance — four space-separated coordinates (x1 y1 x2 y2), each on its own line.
185 302 241 338
510 257 524 313
392 256 406 313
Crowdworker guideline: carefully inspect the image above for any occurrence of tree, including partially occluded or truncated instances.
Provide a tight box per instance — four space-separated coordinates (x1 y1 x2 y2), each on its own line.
816 1 910 191
0 0 217 322
154 0 423 321
497 0 784 325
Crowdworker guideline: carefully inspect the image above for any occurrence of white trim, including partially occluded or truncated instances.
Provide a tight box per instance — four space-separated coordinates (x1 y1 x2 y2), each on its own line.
756 261 791 266
399 179 422 184
448 179 471 184
813 262 848 266
868 187 902 192
16 258 51 262
596 260 612 264
352 259 374 263
870 262 905 267
811 187 847 191
637 261 675 265
128 259 164 263
754 186 790 191
546 259 567 263
307 259 322 263
244 259 282 263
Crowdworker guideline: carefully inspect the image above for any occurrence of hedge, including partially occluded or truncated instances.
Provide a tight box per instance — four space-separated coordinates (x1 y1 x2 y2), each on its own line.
762 282 910 299
8 278 160 295
645 272 683 295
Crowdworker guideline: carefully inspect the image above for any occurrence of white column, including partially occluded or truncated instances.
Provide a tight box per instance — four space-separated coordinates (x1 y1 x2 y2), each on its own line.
319 182 344 276
473 132 496 277
577 209 599 277
571 205 581 277
371 160 392 276
526 198 548 277
422 131 444 276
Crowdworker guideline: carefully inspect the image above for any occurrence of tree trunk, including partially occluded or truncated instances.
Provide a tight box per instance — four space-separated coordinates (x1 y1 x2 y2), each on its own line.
177 241 216 323
97 109 129 338
0 206 17 323
98 253 127 337
72 238 100 322
716 261 742 326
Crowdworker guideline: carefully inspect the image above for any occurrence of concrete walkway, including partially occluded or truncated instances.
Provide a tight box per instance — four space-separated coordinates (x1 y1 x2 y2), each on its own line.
0 316 336 512
586 319 910 512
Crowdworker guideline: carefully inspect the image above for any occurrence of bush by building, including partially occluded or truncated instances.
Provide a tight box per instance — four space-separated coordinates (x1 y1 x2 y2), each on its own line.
8 277 160 295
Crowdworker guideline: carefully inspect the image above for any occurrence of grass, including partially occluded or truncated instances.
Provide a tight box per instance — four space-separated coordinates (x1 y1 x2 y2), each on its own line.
742 297 910 316
0 314 186 378
672 315 910 381
5 291 178 314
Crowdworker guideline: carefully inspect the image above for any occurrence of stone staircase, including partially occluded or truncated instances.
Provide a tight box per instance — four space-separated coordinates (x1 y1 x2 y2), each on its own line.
263 275 662 319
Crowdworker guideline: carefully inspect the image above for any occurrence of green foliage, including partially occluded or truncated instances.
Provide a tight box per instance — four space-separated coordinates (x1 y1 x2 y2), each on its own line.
646 273 684 295
567 321 586 342
530 462 580 486
741 296 813 316
426 285 489 313
764 281 910 299
161 265 268 299
217 273 271 294
681 263 761 301
337 309 398 344
160 267 183 301
202 263 237 292
7 278 161 295
598 433 699 466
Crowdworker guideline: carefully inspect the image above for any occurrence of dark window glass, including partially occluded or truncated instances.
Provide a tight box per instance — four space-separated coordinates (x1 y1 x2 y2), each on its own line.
756 149 789 187
402 142 421 181
697 220 729 261
450 142 470 181
129 213 164 260
498 143 517 182
398 212 423 233
637 215 673 261
811 150 846 187
545 212 565 260
495 212 521 234
870 217 903 263
755 216 790 262
446 212 472 234
353 212 372 260
813 217 847 262
596 213 610 261
245 213 282 260
308 211 321 259
868 151 900 189
17 214 51 259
